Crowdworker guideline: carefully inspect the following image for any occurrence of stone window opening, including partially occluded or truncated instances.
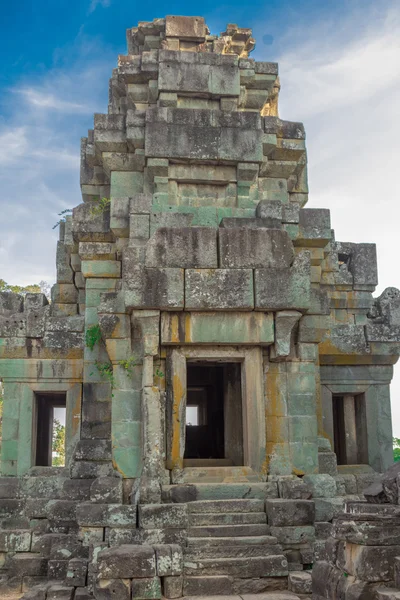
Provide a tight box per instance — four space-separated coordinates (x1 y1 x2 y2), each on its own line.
332 393 368 465
34 393 66 467
338 252 351 268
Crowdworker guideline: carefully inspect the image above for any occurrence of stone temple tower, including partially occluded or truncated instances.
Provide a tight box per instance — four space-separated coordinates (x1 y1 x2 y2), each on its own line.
0 15 399 600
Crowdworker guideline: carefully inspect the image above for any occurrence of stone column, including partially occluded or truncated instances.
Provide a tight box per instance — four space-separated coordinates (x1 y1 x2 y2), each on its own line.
343 394 358 464
166 348 187 475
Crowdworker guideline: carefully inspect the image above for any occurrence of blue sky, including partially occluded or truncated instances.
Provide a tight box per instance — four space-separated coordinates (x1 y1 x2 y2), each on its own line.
1 0 400 430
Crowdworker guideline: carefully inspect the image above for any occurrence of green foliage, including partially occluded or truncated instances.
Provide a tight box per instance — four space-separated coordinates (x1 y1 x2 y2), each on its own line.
155 368 164 378
94 361 115 388
53 209 73 230
52 418 65 467
90 197 111 217
394 438 400 462
118 356 138 377
85 325 102 351
0 279 41 295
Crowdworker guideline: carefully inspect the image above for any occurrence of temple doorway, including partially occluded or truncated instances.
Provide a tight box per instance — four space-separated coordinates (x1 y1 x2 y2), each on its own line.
183 362 244 467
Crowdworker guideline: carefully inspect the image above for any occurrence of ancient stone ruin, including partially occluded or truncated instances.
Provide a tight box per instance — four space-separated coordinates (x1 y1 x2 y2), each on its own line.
0 14 399 600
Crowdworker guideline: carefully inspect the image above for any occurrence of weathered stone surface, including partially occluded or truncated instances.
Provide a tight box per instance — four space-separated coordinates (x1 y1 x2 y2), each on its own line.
162 575 183 599
277 479 312 500
159 49 239 97
97 545 155 579
333 516 400 545
381 462 400 504
218 228 293 269
165 15 206 40
94 578 131 600
65 558 87 587
145 227 218 268
131 576 162 599
185 269 254 310
145 108 263 163
255 251 311 311
288 571 312 594
269 526 315 545
302 474 337 498
139 504 188 529
344 543 400 581
123 263 184 310
161 312 274 345
266 499 315 527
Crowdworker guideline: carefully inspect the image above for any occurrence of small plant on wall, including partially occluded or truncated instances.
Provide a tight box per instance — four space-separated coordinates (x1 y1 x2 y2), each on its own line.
85 325 102 351
93 361 115 390
118 356 138 377
90 197 111 217
53 208 73 229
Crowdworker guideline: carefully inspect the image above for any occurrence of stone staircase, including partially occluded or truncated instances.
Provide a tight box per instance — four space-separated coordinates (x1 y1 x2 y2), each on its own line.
182 498 289 595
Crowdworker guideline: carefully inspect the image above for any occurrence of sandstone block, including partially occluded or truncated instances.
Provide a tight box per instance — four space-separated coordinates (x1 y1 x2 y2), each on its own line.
302 474 337 498
269 526 315 545
97 545 156 579
131 576 162 599
277 478 312 500
266 499 315 526
165 16 206 40
218 228 293 269
145 227 218 268
182 575 234 595
94 578 130 600
161 311 273 345
139 504 188 529
123 264 184 311
344 543 400 581
288 570 312 594
255 251 310 311
163 575 183 599
65 558 87 587
185 269 254 310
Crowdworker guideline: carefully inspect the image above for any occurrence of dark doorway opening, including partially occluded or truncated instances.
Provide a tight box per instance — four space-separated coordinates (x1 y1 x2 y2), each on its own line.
35 394 67 467
184 363 243 466
332 393 368 465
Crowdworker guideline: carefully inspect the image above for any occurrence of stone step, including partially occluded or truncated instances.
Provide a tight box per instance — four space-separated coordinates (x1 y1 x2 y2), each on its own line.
188 524 270 538
187 535 278 547
187 499 265 513
190 512 267 526
183 575 235 596
176 466 261 483
183 555 289 577
163 482 278 503
183 459 234 467
184 543 282 560
182 593 301 600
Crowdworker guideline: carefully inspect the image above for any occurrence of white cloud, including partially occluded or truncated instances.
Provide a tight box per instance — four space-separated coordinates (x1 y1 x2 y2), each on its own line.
0 40 115 287
0 127 29 164
270 2 400 435
88 0 111 14
15 88 89 113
